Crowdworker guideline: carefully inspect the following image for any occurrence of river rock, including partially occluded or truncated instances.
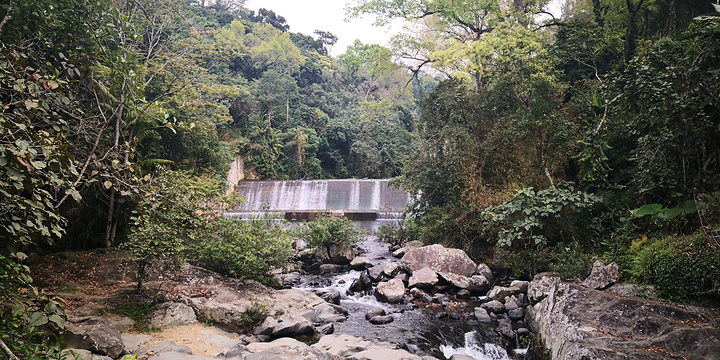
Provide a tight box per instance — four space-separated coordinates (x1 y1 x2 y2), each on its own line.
348 272 373 294
510 280 529 293
392 240 424 258
456 289 471 299
61 317 124 358
312 334 434 360
350 257 373 270
408 267 439 288
474 307 493 323
383 262 400 277
401 244 477 277
327 243 355 265
504 296 521 311
481 300 505 314
369 315 394 324
367 266 384 282
316 323 335 335
527 282 720 360
245 337 327 360
316 290 341 305
581 260 619 290
438 272 470 289
527 272 560 304
409 288 433 303
508 308 524 320
449 355 476 360
149 302 198 329
134 341 194 360
466 275 490 294
475 263 494 281
497 316 516 338
365 308 386 320
254 314 314 337
488 286 521 302
374 278 406 304
319 263 343 274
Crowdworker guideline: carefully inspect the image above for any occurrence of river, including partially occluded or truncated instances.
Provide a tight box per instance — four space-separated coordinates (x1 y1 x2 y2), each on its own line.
287 219 528 360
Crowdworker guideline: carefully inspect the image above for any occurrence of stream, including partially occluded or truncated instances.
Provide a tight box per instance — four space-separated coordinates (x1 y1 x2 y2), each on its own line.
288 219 528 360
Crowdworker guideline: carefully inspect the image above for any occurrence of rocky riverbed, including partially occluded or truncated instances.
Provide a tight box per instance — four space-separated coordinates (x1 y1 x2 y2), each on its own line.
30 239 720 360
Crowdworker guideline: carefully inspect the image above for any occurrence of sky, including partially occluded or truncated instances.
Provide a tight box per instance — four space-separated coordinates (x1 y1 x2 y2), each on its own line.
244 0 405 57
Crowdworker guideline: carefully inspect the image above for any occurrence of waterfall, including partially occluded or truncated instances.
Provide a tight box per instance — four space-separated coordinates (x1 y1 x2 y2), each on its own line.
232 179 410 213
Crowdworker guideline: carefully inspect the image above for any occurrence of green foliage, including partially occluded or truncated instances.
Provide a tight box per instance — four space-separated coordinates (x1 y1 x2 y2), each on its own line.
239 296 271 334
192 218 293 285
631 200 697 220
299 214 365 261
482 183 602 248
124 169 226 290
0 253 67 360
628 234 720 302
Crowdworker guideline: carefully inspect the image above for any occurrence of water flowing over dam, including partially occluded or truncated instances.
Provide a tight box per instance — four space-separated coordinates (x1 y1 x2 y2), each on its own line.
229 179 411 220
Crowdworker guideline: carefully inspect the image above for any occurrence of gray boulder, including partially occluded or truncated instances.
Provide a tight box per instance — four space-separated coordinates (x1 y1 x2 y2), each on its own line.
497 316 515 338
311 334 432 360
374 278 406 304
319 264 342 274
510 280 529 293
350 256 373 270
488 286 522 302
365 308 386 320
392 240 424 258
408 267 439 288
369 315 394 325
527 272 561 304
466 275 490 294
348 272 372 294
474 307 493 323
508 308 524 320
244 337 328 360
401 244 477 277
367 266 384 282
61 317 124 358
61 349 112 360
449 355 476 360
475 263 494 282
254 314 314 337
438 272 470 289
383 262 400 277
149 302 198 329
527 282 720 360
481 300 505 314
581 261 619 290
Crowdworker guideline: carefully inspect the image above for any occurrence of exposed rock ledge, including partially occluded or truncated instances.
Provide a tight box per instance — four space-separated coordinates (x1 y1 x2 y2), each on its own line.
527 274 720 360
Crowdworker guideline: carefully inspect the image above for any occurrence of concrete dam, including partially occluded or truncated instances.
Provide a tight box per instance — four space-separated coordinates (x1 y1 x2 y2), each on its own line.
229 179 410 220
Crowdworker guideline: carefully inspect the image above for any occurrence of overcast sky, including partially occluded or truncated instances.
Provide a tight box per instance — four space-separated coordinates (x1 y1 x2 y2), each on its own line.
244 0 405 57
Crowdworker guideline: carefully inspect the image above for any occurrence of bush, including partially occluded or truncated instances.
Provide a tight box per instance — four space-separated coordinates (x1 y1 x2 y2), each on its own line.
629 234 720 302
192 218 293 285
240 296 271 334
299 214 364 260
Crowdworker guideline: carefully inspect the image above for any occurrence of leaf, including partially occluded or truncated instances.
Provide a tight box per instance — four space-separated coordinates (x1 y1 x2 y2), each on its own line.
66 188 82 202
677 200 697 214
27 312 49 327
632 204 663 217
24 100 39 109
11 304 25 316
48 314 66 329
104 181 113 189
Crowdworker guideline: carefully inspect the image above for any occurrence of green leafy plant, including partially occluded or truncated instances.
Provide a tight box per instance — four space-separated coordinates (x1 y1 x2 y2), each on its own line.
240 296 271 334
299 214 365 262
191 217 293 285
631 200 697 220
482 182 602 248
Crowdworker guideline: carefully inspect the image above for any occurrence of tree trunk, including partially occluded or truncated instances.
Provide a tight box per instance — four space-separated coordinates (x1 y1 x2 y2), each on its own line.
103 189 116 248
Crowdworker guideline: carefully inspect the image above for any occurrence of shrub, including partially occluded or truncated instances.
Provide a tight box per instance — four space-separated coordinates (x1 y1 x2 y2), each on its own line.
240 296 271 334
299 214 364 260
192 218 293 285
629 233 720 302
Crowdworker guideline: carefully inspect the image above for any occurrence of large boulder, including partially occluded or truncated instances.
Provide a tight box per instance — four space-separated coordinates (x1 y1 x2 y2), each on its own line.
408 267 439 288
401 244 477 277
149 302 198 329
487 286 522 302
311 334 434 360
254 314 314 337
374 279 406 304
527 272 561 304
383 262 400 277
350 257 373 270
392 240 424 258
475 263 494 282
527 282 720 360
581 261 619 290
244 337 328 360
61 317 124 359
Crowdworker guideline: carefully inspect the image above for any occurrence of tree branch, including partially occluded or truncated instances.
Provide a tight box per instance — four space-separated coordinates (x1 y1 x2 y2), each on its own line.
0 338 19 360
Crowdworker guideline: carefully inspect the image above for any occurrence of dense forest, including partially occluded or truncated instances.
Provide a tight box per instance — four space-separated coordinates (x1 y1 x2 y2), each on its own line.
1 0 720 358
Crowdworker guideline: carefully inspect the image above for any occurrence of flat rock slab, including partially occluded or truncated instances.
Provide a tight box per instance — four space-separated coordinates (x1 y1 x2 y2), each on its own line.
528 282 720 360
